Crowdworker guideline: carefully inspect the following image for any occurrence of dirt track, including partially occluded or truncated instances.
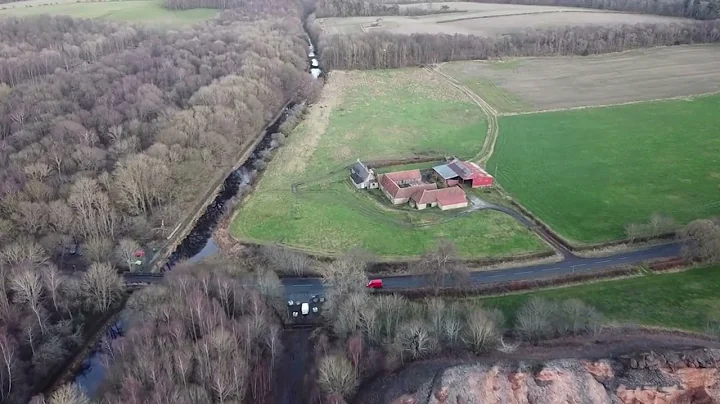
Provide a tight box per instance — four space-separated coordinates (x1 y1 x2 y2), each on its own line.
423 65 499 167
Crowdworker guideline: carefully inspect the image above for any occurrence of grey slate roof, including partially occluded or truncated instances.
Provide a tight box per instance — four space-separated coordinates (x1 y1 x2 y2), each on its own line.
432 164 458 180
350 161 371 184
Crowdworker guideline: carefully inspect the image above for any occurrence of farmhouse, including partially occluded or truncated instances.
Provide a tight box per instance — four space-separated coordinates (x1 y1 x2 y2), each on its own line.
349 160 378 189
378 169 437 205
433 159 494 188
410 186 468 211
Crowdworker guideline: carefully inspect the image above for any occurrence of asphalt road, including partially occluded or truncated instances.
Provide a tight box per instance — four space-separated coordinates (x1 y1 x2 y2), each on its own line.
125 242 681 297
281 242 680 295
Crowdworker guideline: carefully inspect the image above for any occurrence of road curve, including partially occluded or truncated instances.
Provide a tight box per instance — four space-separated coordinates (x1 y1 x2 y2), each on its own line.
124 242 680 296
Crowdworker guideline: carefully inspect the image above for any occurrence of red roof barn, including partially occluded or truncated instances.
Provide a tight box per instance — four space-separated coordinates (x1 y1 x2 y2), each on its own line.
432 159 494 188
378 170 437 204
411 186 468 211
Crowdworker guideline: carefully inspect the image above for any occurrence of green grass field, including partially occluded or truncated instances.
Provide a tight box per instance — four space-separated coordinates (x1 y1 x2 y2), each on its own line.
0 0 217 24
478 265 720 332
488 94 720 244
231 69 548 258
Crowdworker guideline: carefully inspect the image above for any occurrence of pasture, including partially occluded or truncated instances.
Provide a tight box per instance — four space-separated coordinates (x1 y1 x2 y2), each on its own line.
0 0 217 24
488 93 720 243
231 69 548 258
319 3 687 36
440 45 720 113
478 265 720 332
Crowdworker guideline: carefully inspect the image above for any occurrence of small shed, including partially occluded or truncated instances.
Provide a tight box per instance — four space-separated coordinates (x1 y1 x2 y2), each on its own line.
350 160 377 190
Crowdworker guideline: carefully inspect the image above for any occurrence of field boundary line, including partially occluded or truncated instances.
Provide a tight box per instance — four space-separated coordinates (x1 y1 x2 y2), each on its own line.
500 90 720 117
423 65 499 167
435 9 606 24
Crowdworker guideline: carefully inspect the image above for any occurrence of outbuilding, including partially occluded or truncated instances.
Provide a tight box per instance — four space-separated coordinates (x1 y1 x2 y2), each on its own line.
432 159 494 188
410 186 468 211
349 160 378 189
378 169 437 204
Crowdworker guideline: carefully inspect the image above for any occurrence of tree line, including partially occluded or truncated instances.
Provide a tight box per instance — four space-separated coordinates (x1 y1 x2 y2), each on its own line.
163 0 304 16
472 0 720 19
312 0 719 19
315 19 720 70
315 0 462 17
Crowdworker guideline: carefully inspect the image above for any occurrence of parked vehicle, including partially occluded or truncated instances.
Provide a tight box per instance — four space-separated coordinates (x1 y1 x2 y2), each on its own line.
366 279 383 289
301 302 309 315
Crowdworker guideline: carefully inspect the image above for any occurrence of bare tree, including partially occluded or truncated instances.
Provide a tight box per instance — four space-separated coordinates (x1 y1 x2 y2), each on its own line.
515 297 556 344
317 354 357 399
346 333 363 377
463 308 503 354
47 383 90 404
0 329 15 401
84 236 114 264
81 262 123 313
396 321 437 361
679 219 720 263
41 264 62 313
1 240 48 266
114 238 141 271
557 299 603 336
420 240 466 295
11 269 45 333
261 246 312 276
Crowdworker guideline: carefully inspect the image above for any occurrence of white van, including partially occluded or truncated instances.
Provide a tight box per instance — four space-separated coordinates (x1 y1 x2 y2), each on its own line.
301 302 309 315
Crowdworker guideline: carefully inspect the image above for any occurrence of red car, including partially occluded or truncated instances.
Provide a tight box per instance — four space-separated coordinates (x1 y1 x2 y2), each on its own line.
366 279 383 289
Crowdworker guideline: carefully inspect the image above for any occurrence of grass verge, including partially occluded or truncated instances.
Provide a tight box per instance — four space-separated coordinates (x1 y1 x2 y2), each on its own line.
477 265 720 332
488 94 720 244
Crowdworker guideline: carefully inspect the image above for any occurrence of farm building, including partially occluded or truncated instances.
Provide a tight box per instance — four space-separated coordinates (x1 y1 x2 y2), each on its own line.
350 160 378 189
378 169 437 205
433 159 494 188
410 186 468 211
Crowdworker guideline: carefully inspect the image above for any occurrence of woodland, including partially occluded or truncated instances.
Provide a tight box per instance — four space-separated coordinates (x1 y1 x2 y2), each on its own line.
95 260 285 404
0 0 315 401
311 15 720 69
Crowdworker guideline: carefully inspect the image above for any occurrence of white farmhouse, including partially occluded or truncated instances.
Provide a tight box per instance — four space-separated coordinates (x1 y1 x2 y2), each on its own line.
349 160 378 190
